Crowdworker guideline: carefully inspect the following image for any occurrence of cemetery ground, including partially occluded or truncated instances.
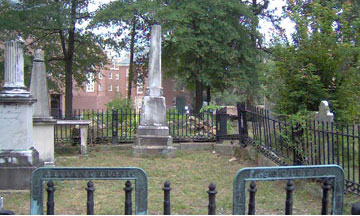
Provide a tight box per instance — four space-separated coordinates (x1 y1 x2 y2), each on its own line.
1 145 359 215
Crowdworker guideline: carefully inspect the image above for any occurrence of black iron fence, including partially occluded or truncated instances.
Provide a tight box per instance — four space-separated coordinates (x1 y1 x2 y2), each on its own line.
54 109 216 144
238 103 360 195
15 166 360 215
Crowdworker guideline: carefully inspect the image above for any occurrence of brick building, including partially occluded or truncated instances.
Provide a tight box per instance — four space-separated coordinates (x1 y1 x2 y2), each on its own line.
50 55 191 117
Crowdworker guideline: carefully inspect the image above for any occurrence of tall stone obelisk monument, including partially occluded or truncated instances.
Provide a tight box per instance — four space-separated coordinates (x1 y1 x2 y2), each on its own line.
0 38 40 189
31 49 56 166
133 25 176 157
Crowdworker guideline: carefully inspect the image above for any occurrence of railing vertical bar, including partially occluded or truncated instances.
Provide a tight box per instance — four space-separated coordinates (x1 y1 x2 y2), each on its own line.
305 120 309 164
346 125 350 180
106 110 109 139
353 125 355 183
322 121 325 164
341 127 345 171
120 109 123 140
285 119 289 158
267 110 272 149
101 109 104 141
129 108 132 139
279 121 283 155
273 118 277 153
326 122 330 164
358 125 360 185
96 109 99 140
331 122 335 164
258 108 262 148
317 121 321 164
336 127 340 165
91 109 95 142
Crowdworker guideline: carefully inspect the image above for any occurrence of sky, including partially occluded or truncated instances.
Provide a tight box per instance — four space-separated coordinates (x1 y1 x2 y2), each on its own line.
258 0 295 44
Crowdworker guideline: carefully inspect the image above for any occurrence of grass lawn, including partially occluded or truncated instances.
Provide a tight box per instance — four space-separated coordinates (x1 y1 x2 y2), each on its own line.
1 146 359 214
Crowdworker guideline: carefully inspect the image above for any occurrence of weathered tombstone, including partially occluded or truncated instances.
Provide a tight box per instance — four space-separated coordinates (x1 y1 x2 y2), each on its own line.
0 38 40 189
314 100 334 122
134 25 176 157
30 49 56 166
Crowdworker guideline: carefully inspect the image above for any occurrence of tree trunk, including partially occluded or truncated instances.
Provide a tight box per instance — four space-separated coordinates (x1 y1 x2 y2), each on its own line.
194 79 204 114
65 58 73 119
127 19 136 102
64 0 77 119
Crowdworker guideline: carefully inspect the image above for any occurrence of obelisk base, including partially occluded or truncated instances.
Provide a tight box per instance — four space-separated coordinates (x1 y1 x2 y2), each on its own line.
134 126 176 157
33 117 56 166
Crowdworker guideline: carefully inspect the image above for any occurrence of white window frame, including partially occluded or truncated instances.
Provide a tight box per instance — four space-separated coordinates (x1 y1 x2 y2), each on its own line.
115 73 119 80
137 85 143 94
108 84 112 91
98 84 103 91
115 85 120 92
86 73 95 92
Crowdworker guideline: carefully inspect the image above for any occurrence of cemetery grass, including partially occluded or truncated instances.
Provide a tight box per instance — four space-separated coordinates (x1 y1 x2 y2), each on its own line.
1 147 359 215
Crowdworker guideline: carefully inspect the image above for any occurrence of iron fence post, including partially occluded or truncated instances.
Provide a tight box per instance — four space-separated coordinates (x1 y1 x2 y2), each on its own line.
163 181 171 215
86 181 95 215
215 107 227 142
112 109 118 144
321 179 331 215
248 181 257 215
285 180 294 215
237 102 248 145
124 180 133 215
207 182 217 215
46 180 56 215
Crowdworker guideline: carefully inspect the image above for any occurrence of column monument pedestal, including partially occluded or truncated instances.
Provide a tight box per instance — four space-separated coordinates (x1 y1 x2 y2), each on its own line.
133 25 176 157
0 39 40 189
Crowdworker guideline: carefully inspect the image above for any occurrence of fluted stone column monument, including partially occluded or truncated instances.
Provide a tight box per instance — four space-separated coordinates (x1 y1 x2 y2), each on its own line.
0 39 40 189
31 49 56 166
133 25 176 157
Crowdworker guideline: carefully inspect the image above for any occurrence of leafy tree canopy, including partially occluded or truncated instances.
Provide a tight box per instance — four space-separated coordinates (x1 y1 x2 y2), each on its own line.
161 0 260 113
0 0 107 118
266 0 360 123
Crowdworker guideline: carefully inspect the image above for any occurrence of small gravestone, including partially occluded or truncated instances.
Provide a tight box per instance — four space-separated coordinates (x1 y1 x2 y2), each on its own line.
134 25 176 157
0 38 40 189
314 101 334 122
30 49 56 166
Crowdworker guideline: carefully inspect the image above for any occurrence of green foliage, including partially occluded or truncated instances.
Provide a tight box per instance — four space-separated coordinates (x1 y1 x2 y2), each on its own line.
105 97 134 111
161 0 261 112
266 0 360 124
0 0 108 117
200 104 221 113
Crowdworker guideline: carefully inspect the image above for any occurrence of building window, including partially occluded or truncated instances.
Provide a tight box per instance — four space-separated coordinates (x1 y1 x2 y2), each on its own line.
86 73 94 92
98 84 103 91
108 85 112 91
137 85 143 94
115 73 119 80
108 72 112 79
126 69 129 77
98 73 103 79
115 85 120 92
